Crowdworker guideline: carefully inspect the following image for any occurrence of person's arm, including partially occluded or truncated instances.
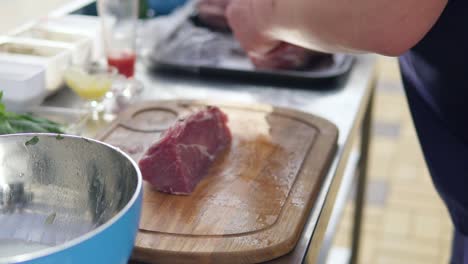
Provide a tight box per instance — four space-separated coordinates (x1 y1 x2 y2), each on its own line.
226 0 448 56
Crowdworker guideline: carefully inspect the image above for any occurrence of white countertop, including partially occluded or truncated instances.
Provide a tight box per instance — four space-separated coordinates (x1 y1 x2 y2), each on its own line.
0 0 95 35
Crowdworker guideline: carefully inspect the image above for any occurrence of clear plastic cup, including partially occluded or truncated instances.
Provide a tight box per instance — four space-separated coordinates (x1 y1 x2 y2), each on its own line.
98 0 139 78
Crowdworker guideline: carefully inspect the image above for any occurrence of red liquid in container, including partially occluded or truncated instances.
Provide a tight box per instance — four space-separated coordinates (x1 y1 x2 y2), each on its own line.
107 51 136 78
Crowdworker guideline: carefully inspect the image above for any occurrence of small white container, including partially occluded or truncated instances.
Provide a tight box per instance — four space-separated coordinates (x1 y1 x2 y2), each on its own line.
0 37 72 94
0 61 46 112
33 15 104 61
14 26 93 65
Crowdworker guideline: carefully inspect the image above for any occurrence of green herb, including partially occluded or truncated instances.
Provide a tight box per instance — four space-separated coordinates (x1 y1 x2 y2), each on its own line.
0 91 65 134
45 212 56 225
56 134 64 140
25 136 39 146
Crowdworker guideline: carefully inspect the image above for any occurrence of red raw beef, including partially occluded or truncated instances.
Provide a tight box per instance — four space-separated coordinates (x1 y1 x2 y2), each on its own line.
250 43 332 70
138 106 232 195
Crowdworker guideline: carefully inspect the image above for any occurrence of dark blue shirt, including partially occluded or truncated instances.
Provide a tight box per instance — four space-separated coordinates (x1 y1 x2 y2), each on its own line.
399 0 468 260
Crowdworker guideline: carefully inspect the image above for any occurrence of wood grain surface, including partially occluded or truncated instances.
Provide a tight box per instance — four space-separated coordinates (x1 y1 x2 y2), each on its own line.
97 100 338 264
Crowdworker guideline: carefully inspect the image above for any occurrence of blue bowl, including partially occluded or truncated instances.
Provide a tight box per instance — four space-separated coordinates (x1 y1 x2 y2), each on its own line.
148 0 188 15
0 134 143 264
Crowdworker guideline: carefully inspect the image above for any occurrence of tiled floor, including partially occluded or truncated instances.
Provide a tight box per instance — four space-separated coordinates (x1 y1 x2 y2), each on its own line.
329 56 453 264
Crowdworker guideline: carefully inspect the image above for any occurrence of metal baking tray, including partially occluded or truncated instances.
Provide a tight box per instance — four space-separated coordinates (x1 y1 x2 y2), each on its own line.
146 15 354 86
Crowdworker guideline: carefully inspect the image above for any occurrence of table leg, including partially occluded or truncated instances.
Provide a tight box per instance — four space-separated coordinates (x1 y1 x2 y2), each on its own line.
349 87 374 264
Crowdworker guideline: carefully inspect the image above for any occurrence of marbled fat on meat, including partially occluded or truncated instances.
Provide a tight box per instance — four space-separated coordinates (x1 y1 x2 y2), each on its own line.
138 106 232 195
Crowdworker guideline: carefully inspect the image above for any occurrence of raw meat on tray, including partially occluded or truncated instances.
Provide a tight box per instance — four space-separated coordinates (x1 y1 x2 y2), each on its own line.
196 0 332 70
138 106 232 195
250 43 332 70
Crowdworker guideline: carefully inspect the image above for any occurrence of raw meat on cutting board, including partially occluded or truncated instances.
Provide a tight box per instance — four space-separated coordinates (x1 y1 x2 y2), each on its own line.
138 106 232 195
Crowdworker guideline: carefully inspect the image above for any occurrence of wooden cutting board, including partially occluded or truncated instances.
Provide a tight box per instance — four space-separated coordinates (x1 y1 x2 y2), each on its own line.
97 100 338 264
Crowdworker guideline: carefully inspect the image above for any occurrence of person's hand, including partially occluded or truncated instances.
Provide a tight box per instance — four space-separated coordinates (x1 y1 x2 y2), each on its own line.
225 0 281 60
196 0 232 30
197 0 283 67
226 0 319 70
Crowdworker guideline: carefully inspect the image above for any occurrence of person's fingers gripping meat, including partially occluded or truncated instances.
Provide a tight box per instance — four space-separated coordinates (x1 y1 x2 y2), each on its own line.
225 0 283 65
226 0 324 70
197 0 232 30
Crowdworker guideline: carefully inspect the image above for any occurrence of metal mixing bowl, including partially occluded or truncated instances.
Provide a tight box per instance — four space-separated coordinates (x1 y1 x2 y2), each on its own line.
0 134 142 264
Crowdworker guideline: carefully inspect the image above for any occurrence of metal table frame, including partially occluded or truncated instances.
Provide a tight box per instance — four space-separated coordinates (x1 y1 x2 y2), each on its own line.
350 85 375 264
314 84 375 264
267 65 377 264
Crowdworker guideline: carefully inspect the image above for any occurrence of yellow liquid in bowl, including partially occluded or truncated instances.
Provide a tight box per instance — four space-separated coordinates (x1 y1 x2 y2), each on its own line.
64 68 112 100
